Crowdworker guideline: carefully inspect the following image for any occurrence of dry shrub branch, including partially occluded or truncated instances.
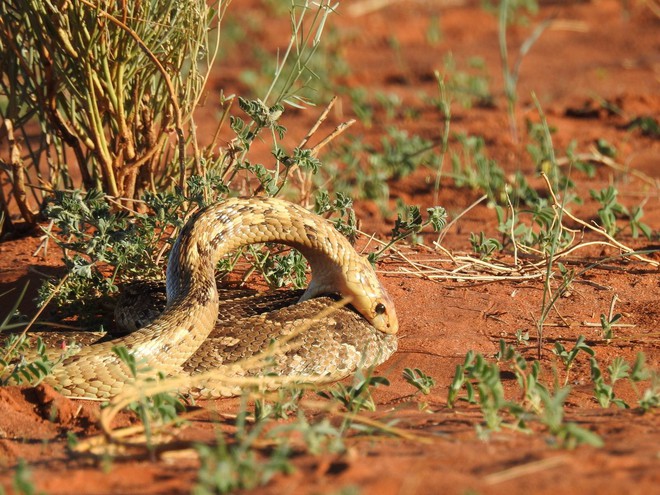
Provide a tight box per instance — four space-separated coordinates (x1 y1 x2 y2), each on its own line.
0 0 221 233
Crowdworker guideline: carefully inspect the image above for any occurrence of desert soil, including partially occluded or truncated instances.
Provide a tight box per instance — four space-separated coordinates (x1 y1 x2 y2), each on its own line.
0 0 659 494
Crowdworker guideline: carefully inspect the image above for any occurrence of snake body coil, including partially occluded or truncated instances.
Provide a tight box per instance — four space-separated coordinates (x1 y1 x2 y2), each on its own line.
43 197 398 399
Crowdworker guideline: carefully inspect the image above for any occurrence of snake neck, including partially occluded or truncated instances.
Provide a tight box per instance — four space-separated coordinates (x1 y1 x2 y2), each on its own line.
167 197 352 306
166 197 395 333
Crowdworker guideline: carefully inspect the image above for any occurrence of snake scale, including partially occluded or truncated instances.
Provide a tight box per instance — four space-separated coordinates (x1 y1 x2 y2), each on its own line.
34 197 398 399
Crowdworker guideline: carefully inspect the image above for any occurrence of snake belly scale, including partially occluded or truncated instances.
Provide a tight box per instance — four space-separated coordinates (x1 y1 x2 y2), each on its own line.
41 197 398 399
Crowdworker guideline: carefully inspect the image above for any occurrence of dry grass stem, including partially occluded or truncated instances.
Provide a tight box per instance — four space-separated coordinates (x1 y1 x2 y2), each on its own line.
541 173 659 267
556 148 660 189
483 456 567 485
437 194 488 245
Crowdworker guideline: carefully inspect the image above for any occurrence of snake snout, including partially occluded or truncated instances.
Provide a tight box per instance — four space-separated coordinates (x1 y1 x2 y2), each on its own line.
368 285 398 335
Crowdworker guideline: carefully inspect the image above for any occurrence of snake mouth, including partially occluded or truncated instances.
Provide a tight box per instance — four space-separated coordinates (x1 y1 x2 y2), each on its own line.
370 287 398 335
371 313 398 334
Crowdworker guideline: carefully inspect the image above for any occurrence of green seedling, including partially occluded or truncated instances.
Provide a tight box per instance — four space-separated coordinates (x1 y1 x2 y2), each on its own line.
589 357 629 409
317 369 390 413
552 335 594 383
403 368 436 395
515 329 530 345
368 205 447 262
600 312 622 342
470 232 503 260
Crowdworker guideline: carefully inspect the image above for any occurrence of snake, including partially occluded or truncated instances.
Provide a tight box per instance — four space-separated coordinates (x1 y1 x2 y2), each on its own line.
33 197 398 399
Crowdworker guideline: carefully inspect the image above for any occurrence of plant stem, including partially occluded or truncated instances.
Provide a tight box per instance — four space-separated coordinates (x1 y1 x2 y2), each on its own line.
533 93 562 359
498 0 518 144
433 72 451 206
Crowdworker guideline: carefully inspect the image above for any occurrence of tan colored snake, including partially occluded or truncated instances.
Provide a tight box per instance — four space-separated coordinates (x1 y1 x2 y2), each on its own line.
40 197 398 399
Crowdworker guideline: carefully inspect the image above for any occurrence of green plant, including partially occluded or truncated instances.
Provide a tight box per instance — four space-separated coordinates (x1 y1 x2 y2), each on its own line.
535 386 604 449
375 92 403 120
317 369 390 413
589 357 629 409
403 368 436 395
450 134 508 204
629 205 653 239
448 351 510 430
426 15 443 45
194 427 294 495
599 312 622 342
370 128 440 180
585 353 657 412
638 385 659 412
626 116 660 138
314 191 359 243
238 17 349 108
38 141 342 314
323 126 441 206
39 187 183 312
490 0 548 142
0 283 65 386
265 1 342 108
485 348 600 449
195 357 406 495
515 329 530 345
630 353 659 411
595 138 617 158
590 186 627 236
470 232 503 260
253 386 305 422
0 336 57 387
439 54 492 109
11 459 43 495
448 127 584 259
564 140 597 177
194 397 350 495
321 136 385 200
551 335 594 385
529 97 570 358
368 205 447 262
269 414 346 456
448 352 473 408
432 73 452 205
449 342 605 447
348 87 375 126
590 186 652 239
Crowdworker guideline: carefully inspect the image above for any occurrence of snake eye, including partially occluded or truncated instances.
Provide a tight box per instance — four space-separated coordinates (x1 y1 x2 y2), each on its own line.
374 303 386 315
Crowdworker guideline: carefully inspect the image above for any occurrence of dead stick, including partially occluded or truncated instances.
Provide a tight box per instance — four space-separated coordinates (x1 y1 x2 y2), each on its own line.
541 173 658 267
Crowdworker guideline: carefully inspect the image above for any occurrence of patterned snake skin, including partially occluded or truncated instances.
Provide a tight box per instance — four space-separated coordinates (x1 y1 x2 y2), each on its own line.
37 197 398 399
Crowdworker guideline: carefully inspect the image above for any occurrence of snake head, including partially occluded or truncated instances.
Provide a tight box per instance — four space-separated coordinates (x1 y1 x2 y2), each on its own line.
301 257 399 335
347 267 399 335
